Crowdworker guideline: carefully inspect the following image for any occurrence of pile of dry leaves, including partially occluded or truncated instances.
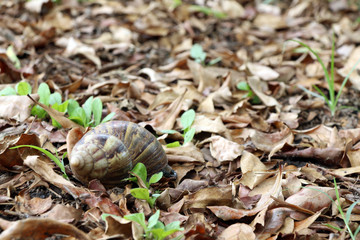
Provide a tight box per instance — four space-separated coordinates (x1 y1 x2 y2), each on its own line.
1 0 360 239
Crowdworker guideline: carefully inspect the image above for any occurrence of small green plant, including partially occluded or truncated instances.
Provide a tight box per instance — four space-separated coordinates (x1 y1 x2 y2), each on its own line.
287 33 360 116
6 45 21 69
190 44 221 66
306 179 360 239
165 109 196 147
0 82 114 128
124 163 163 208
0 81 31 96
10 145 68 180
189 5 226 19
67 96 114 127
123 210 184 240
236 82 261 104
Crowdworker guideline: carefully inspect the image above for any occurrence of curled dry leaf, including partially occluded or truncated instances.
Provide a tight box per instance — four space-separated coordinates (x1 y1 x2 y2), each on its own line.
218 223 255 240
0 94 39 122
208 169 282 221
209 136 244 163
0 218 91 240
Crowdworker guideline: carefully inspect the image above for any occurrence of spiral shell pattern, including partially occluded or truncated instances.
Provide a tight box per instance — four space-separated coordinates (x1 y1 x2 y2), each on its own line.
70 121 170 187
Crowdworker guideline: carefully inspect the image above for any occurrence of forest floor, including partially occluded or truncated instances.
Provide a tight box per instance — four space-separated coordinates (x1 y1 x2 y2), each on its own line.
1 0 360 239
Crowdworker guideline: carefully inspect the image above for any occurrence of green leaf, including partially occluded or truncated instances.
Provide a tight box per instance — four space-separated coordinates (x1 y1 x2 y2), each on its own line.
68 107 87 126
82 96 93 122
148 210 160 229
190 44 206 64
208 57 221 66
38 83 51 105
16 82 32 95
10 145 68 180
49 92 62 105
183 127 195 144
0 86 16 96
166 141 181 148
101 112 115 123
149 172 163 185
6 45 21 69
124 213 147 231
189 5 226 19
92 97 102 126
67 99 80 117
130 188 150 200
346 200 360 224
180 109 195 130
148 194 160 208
237 82 251 91
161 129 178 134
31 105 48 119
131 163 147 185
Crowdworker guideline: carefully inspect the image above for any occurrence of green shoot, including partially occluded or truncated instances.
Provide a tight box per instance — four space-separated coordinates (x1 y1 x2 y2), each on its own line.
236 82 261 104
166 109 196 147
123 163 164 208
10 145 69 180
288 33 360 116
6 45 21 69
305 179 360 239
189 5 226 19
123 210 184 240
190 44 221 66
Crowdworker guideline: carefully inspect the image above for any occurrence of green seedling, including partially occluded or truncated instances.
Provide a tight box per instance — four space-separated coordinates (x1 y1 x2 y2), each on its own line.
190 44 221 66
189 5 226 19
0 81 32 97
236 82 261 104
6 45 21 69
123 163 164 208
287 33 360 116
123 210 184 240
305 178 360 239
165 109 196 147
10 145 68 180
68 96 115 127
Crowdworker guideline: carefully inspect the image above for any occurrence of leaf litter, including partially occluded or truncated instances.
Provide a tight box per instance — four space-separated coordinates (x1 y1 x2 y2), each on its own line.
1 0 360 239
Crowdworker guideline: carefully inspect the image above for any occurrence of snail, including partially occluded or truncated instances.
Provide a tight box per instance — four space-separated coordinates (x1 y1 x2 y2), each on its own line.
69 121 175 187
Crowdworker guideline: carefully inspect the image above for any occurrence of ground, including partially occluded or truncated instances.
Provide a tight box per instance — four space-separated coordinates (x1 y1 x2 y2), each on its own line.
1 0 360 239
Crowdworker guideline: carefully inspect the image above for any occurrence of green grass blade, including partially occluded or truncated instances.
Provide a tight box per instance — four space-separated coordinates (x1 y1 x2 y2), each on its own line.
10 145 68 180
289 40 330 85
345 200 360 225
312 85 331 107
297 85 325 100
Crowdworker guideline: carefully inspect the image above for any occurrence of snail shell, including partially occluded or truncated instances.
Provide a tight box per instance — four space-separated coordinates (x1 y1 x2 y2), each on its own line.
69 121 173 187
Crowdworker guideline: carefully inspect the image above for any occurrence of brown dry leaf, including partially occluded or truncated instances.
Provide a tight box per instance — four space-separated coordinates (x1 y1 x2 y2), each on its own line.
183 186 232 210
15 193 52 215
28 95 84 131
55 37 101 68
0 218 90 240
102 214 132 238
0 133 41 169
42 204 82 223
285 186 337 220
248 76 280 107
239 151 270 189
0 94 38 122
251 125 293 153
208 170 282 221
165 143 205 163
338 46 360 91
218 223 255 240
191 115 227 134
209 136 244 163
247 63 280 81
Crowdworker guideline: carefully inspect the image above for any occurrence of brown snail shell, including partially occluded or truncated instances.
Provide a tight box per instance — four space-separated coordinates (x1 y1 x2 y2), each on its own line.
69 121 174 187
